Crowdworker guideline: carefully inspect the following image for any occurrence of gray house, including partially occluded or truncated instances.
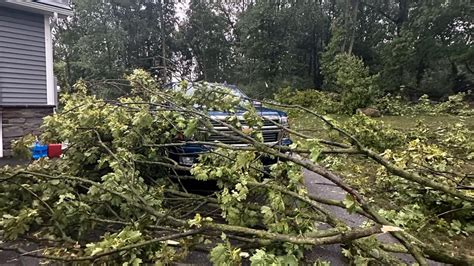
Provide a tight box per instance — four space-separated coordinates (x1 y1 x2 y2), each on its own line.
0 0 71 157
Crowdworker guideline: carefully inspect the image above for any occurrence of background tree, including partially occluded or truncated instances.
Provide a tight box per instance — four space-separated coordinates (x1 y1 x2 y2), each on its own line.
54 0 177 97
234 2 330 97
178 2 235 82
53 0 473 101
380 0 473 98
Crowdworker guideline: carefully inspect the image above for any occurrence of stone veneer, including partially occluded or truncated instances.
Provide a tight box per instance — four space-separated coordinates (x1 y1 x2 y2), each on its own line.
2 107 54 157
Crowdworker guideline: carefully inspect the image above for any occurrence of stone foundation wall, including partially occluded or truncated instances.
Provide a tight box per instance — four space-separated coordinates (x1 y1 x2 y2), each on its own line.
2 107 54 157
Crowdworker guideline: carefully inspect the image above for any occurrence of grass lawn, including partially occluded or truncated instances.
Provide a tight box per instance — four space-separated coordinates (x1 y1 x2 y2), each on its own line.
289 111 474 257
380 114 474 131
290 112 474 138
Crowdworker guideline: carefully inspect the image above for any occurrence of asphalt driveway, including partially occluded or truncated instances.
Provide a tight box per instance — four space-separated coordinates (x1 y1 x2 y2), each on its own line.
303 169 445 266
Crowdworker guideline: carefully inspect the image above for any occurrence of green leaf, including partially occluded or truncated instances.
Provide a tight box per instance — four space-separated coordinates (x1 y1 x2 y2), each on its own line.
342 194 357 214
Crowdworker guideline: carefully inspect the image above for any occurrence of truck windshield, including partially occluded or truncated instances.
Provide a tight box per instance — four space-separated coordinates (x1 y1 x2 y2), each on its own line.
183 83 247 99
169 82 251 106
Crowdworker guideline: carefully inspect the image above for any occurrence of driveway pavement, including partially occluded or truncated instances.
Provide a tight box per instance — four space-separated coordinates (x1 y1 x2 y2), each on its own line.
0 159 38 266
0 158 29 168
303 169 445 266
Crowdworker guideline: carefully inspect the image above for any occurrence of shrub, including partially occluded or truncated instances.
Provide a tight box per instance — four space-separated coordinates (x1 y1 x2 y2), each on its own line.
436 92 474 115
376 92 473 116
11 134 36 159
274 87 342 113
321 53 380 114
375 94 411 115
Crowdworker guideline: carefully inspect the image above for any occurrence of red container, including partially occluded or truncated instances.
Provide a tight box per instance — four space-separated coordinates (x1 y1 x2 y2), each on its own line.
48 144 62 158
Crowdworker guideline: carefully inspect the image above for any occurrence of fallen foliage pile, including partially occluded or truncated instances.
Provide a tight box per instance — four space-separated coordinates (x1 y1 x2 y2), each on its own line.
1 70 472 265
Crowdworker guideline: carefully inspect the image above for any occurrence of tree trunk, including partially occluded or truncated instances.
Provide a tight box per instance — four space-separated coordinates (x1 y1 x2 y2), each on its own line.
312 24 323 88
396 0 409 35
341 0 351 52
415 56 426 89
348 0 360 54
159 1 167 83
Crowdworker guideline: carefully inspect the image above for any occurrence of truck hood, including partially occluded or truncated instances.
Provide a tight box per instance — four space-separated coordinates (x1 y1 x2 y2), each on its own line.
208 107 287 118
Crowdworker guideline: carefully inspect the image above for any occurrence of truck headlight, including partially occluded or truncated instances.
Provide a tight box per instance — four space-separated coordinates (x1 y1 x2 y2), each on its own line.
280 116 289 128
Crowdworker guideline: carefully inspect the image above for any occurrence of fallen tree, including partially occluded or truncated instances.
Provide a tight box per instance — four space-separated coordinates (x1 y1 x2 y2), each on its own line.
1 70 472 265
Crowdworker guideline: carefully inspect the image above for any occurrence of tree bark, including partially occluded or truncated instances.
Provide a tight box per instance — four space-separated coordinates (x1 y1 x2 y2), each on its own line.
396 0 409 35
159 1 167 83
348 0 360 54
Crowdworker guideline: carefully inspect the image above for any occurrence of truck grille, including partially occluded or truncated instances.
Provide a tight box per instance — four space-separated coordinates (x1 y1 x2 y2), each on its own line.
209 119 280 128
208 131 279 144
262 131 279 142
207 118 282 144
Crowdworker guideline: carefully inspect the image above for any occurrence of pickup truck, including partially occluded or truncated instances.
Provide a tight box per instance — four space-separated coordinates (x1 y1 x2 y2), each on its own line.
169 82 292 166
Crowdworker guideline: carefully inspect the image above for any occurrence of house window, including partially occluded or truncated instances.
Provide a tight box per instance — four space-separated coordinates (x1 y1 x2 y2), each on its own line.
34 0 70 9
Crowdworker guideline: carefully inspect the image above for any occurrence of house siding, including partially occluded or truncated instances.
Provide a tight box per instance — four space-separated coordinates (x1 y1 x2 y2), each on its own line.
0 6 47 105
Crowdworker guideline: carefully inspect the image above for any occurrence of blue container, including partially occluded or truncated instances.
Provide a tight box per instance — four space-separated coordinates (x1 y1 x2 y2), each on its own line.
31 142 48 160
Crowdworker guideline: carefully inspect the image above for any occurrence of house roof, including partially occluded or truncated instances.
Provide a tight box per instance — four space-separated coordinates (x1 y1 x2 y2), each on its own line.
0 0 73 17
